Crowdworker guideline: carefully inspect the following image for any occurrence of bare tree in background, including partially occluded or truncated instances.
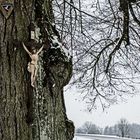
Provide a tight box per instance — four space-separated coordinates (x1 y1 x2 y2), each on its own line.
53 0 140 110
76 121 101 134
117 118 130 137
82 121 93 134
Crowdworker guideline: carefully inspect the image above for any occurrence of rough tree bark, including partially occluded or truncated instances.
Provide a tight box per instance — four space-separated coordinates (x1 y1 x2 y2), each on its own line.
0 0 74 140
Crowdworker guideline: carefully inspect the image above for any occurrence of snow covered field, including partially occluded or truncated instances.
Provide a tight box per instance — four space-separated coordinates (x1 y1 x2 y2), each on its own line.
73 134 139 140
74 136 92 140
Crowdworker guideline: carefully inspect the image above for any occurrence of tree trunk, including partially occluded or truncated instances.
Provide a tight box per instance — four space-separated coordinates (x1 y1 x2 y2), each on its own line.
0 0 74 140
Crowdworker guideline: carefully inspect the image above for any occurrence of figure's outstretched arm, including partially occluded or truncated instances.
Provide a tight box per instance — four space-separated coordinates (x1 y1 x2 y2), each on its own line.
37 45 44 54
22 42 32 56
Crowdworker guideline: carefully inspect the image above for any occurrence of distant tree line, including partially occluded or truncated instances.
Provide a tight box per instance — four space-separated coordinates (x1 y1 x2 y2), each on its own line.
76 121 102 134
76 119 140 139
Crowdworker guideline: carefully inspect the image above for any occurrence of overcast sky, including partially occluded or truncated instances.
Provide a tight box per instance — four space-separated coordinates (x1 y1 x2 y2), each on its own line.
64 87 140 128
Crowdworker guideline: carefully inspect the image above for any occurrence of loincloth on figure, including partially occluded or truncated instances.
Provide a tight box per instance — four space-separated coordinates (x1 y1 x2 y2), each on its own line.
27 62 38 73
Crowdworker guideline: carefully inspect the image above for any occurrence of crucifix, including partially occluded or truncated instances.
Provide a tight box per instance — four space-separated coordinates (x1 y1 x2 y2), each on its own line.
22 41 44 87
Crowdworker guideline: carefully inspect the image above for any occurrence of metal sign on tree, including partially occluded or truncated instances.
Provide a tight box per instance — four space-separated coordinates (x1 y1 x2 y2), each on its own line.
0 0 14 19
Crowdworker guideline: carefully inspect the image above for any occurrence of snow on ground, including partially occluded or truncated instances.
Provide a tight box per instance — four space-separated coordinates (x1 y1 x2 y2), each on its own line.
73 135 139 140
74 136 93 140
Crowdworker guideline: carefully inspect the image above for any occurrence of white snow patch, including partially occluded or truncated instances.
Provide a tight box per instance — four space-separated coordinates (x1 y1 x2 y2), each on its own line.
51 35 71 60
52 84 55 87
74 136 92 140
74 134 139 140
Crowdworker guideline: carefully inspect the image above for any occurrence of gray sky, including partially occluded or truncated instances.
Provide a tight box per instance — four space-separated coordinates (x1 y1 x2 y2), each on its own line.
64 88 140 128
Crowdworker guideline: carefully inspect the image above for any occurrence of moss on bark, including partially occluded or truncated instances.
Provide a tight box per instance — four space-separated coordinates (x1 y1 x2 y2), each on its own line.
0 0 74 140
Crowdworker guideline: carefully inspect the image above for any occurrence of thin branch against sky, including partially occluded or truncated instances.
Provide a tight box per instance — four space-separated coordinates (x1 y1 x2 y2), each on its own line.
53 0 140 110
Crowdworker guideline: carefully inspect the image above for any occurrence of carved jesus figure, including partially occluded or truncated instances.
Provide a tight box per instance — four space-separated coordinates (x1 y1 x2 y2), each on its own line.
22 42 43 87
